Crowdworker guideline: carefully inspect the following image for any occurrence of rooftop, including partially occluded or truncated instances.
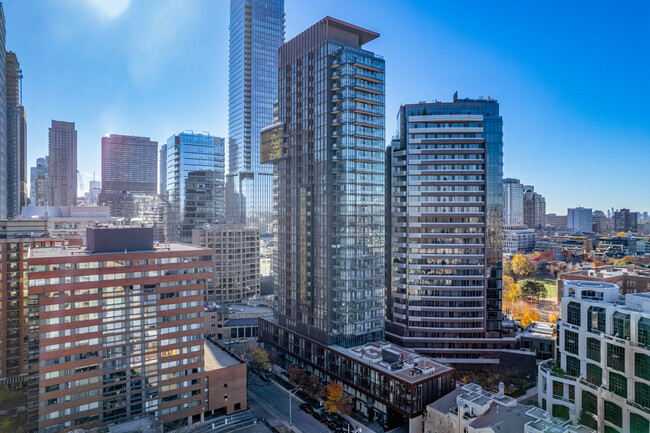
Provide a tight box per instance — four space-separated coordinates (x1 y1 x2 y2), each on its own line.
205 303 274 316
28 242 209 259
204 338 241 371
334 341 454 384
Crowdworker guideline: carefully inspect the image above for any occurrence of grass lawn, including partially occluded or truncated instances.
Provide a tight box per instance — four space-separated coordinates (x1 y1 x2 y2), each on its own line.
535 278 558 300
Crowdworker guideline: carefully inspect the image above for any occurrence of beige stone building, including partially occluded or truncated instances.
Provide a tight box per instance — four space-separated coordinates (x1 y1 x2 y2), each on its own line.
192 224 260 303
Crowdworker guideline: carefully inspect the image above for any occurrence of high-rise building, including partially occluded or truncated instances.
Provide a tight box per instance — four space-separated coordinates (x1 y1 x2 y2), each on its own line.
568 207 593 234
503 178 524 226
27 227 213 432
385 94 518 363
258 19 460 431
614 208 639 233
30 156 48 206
523 185 546 229
538 280 650 431
85 179 101 205
0 6 7 219
48 120 77 206
100 134 157 195
6 51 27 218
192 224 260 303
165 132 225 243
159 143 167 195
226 0 284 235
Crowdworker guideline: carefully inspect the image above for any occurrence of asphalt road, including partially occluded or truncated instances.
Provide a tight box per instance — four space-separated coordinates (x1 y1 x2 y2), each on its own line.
246 377 331 433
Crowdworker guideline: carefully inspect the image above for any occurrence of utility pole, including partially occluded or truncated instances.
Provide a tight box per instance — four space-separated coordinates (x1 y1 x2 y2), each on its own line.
288 388 300 426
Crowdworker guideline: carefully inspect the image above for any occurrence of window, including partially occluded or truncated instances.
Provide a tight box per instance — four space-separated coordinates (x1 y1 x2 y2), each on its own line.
582 390 597 414
630 413 650 433
612 312 630 340
564 330 579 355
568 385 575 402
635 353 650 380
566 355 580 377
567 302 581 326
552 381 563 397
586 337 600 362
604 401 622 428
235 403 241 410
636 381 650 409
587 306 606 333
224 383 228 388
639 318 650 348
604 426 619 433
607 344 625 372
609 372 627 399
552 404 569 421
586 363 602 386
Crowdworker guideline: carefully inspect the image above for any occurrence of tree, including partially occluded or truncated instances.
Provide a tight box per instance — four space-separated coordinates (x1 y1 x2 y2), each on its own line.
289 365 307 387
519 307 541 327
521 280 547 302
267 349 279 366
503 276 521 302
243 345 269 379
511 254 532 281
613 258 629 266
324 382 353 415
547 308 558 324
530 251 542 259
504 260 515 280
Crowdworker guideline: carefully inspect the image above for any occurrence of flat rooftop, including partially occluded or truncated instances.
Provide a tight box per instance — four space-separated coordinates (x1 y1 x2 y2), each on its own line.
204 338 241 371
206 303 274 315
28 242 209 259
334 341 453 384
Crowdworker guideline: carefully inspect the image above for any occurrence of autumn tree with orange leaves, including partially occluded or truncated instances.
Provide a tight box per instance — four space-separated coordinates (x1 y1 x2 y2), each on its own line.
324 382 353 415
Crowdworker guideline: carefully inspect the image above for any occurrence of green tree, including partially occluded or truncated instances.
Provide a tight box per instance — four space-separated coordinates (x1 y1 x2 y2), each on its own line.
521 280 547 302
243 345 269 380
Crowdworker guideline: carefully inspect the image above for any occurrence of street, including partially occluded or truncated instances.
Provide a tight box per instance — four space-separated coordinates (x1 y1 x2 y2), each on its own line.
246 377 332 433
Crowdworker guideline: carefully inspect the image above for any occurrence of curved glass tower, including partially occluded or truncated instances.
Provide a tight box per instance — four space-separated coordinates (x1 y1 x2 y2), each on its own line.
227 0 284 235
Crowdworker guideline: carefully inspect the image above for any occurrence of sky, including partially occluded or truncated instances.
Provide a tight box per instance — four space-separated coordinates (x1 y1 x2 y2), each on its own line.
5 0 650 214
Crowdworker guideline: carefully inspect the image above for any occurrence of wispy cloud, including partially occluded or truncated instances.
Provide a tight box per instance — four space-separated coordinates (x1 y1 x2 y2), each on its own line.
127 0 198 84
83 0 131 19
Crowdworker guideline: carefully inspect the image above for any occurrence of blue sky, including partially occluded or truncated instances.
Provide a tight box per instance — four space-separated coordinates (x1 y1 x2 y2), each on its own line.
5 0 650 214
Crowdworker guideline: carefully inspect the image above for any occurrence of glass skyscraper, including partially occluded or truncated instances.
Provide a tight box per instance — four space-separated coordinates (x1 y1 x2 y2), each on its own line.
0 5 7 218
227 0 284 235
261 17 385 348
386 94 517 362
164 132 225 243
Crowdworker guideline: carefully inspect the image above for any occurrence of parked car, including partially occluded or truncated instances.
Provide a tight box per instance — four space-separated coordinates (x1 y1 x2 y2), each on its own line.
258 373 269 381
327 420 341 431
312 412 325 422
299 403 314 413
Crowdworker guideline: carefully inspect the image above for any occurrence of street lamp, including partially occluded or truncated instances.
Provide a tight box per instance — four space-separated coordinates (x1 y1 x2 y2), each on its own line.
288 387 300 426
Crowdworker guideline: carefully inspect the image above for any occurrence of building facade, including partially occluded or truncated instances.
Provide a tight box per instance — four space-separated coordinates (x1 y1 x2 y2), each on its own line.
30 156 48 206
614 208 639 233
100 193 167 242
100 134 158 196
226 0 284 235
48 120 77 206
6 51 27 218
192 224 260 303
538 280 650 432
26 227 213 432
164 132 225 243
503 178 524 226
547 214 568 229
503 225 536 254
568 207 592 234
262 17 386 348
385 95 515 363
0 6 6 219
524 185 546 229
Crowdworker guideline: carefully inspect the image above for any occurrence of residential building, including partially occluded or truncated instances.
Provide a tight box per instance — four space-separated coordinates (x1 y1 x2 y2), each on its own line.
503 225 536 254
204 339 247 416
592 210 613 234
0 6 6 219
385 94 519 364
6 51 27 218
159 143 166 195
48 120 77 206
593 235 642 259
226 0 284 236
424 383 591 433
26 227 213 432
165 132 225 243
614 208 639 233
0 222 80 386
503 178 524 226
192 224 260 303
517 321 557 360
534 235 593 255
547 214 568 229
523 185 546 229
204 303 273 342
30 156 49 206
538 280 650 432
568 207 592 234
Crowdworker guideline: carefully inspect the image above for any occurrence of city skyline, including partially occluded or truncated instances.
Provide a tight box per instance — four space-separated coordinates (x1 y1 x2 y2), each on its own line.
5 0 650 213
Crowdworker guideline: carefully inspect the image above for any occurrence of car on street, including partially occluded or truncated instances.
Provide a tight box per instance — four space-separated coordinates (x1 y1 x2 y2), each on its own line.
312 412 326 422
299 403 314 413
327 420 341 431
